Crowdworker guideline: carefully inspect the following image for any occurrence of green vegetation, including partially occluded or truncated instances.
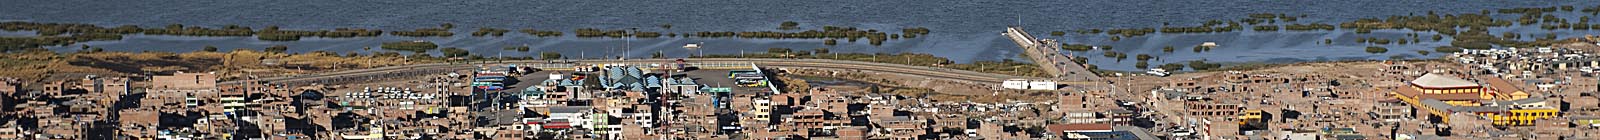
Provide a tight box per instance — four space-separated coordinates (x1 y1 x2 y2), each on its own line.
1106 28 1155 37
1158 20 1245 33
1162 46 1175 53
767 48 792 54
1050 31 1066 36
691 26 914 46
518 29 563 37
1135 54 1153 61
0 34 122 52
902 27 931 38
540 51 562 60
1135 61 1149 69
1192 45 1212 52
255 26 383 41
1157 63 1185 71
203 46 218 52
1365 46 1389 53
574 28 628 38
824 39 838 46
264 45 288 53
1061 44 1094 52
780 21 800 30
1102 51 1128 61
471 28 510 37
380 41 439 53
391 28 453 37
505 46 530 52
1187 60 1222 71
1081 6 1596 54
1370 38 1392 44
1252 25 1280 31
1434 46 1463 53
440 47 469 57
1283 23 1335 31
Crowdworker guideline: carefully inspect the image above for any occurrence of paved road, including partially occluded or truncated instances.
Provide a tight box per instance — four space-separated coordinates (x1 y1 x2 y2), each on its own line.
223 58 1066 87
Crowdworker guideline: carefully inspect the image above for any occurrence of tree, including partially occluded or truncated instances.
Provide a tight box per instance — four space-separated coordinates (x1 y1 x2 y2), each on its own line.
202 45 218 52
814 48 830 54
1136 54 1153 61
540 52 562 60
1135 61 1149 69
1162 46 1175 53
265 45 289 53
652 51 664 58
1050 31 1066 36
439 47 469 57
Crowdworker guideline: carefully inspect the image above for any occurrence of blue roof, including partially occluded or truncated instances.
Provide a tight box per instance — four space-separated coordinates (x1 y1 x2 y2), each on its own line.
645 76 663 88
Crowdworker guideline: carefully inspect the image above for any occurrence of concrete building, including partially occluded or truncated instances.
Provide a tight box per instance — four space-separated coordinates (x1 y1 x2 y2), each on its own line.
1391 73 1561 126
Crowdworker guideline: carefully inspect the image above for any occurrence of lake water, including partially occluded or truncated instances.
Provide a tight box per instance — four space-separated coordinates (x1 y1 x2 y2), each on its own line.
3 0 1596 71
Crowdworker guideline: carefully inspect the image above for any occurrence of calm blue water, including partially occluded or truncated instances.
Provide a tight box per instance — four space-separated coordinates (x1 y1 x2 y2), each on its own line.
2 0 1595 71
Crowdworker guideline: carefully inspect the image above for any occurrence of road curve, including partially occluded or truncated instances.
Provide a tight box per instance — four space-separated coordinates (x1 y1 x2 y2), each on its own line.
224 58 1049 86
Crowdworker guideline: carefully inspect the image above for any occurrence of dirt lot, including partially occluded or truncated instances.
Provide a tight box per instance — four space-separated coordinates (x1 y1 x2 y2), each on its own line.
0 50 425 85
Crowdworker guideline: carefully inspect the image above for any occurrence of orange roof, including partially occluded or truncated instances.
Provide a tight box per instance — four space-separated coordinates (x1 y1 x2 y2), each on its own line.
1482 77 1522 94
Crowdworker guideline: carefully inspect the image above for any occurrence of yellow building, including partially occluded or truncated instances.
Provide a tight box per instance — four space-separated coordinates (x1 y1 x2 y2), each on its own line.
1390 73 1560 126
1236 109 1267 129
1483 77 1531 100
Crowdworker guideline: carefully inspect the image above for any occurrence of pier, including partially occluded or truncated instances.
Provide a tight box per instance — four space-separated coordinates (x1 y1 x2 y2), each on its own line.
1003 26 1101 81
